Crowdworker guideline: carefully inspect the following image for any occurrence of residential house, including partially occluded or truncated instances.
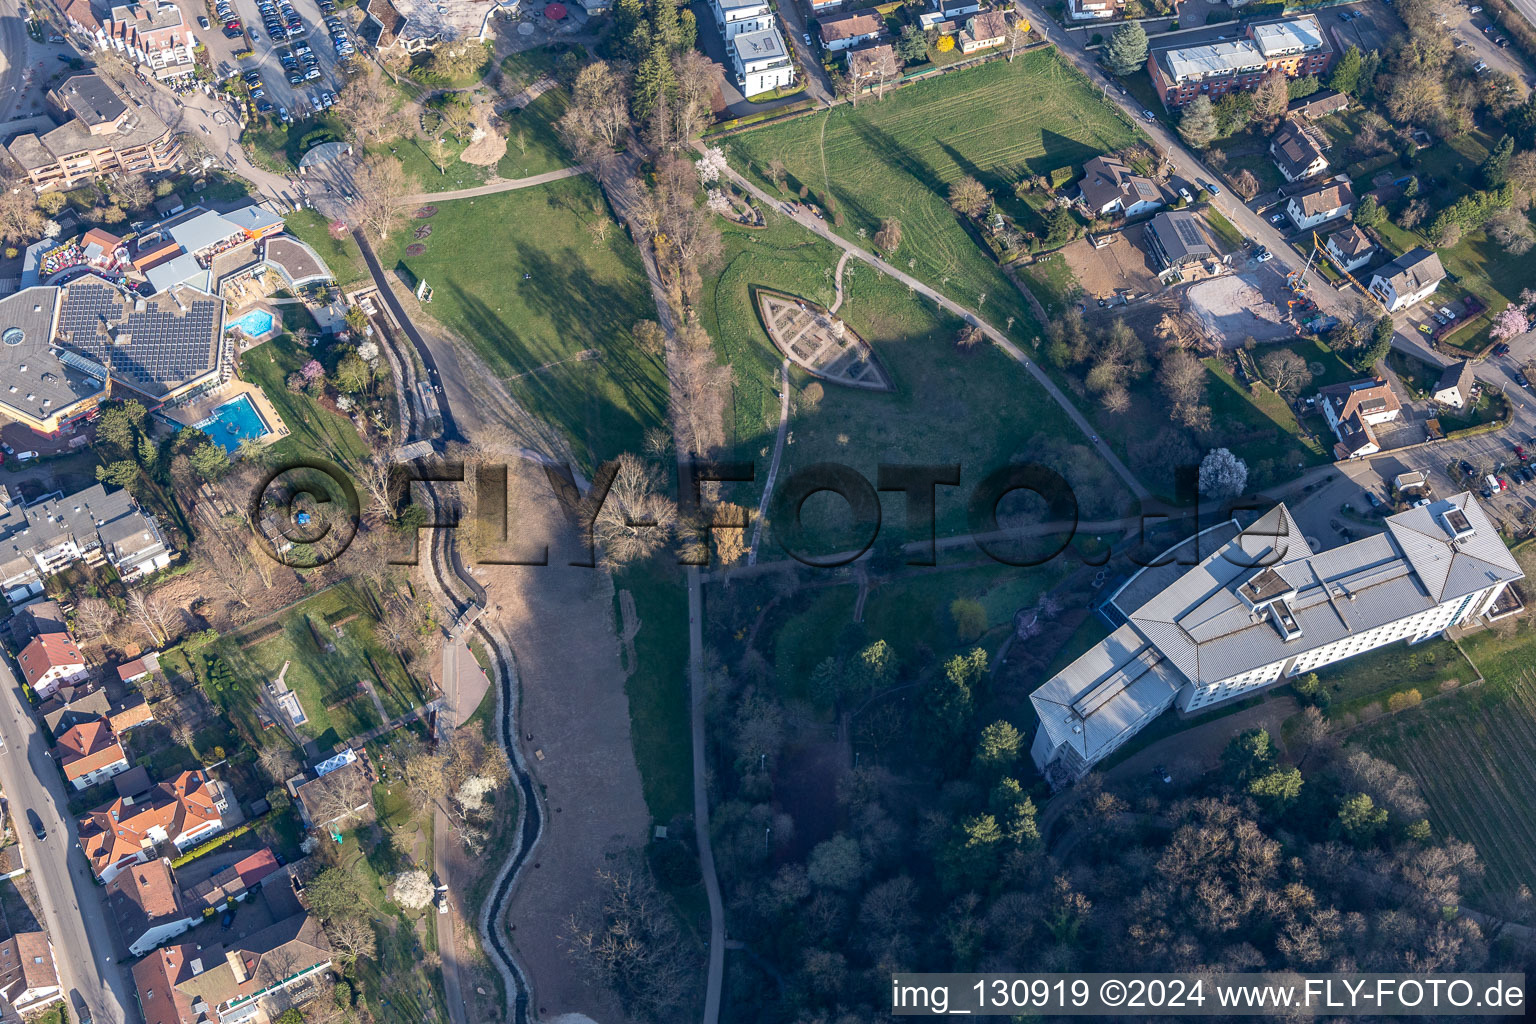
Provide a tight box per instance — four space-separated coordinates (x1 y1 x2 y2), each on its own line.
1319 377 1402 459
710 0 773 40
1031 495 1522 781
1285 178 1354 230
1149 15 1331 107
819 10 882 51
56 0 102 36
1324 224 1375 273
1368 247 1446 312
1271 118 1329 182
3 74 179 192
288 749 373 829
1433 360 1476 409
181 849 283 914
16 632 87 700
78 769 230 882
0 934 61 1014
132 905 331 1024
846 43 899 85
959 10 1009 52
9 599 67 643
1145 211 1213 272
1077 154 1163 218
40 684 153 736
107 857 200 957
918 0 984 29
1067 0 1123 20
810 0 843 10
0 483 175 603
731 25 797 97
55 716 132 790
1289 88 1348 119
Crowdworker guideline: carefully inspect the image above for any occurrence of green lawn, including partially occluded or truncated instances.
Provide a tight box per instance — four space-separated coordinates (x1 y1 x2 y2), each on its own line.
239 331 372 466
696 216 1133 542
1020 254 1080 317
1374 207 1536 329
496 89 572 179
1304 637 1474 720
617 565 692 823
205 583 430 750
391 135 494 194
1204 207 1243 251
727 48 1142 352
1353 619 1536 896
385 176 665 466
284 209 369 288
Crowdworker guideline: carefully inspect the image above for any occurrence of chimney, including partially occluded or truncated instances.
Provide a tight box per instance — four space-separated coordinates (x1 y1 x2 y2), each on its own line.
225 949 248 983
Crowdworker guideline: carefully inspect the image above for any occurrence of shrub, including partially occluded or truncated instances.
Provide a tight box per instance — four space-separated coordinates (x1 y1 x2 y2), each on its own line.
1387 689 1423 713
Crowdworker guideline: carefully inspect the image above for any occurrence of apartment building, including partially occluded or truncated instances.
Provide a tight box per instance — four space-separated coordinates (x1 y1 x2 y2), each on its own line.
4 74 180 191
1284 178 1354 230
1032 495 1522 781
0 483 174 604
731 25 797 97
58 1 198 80
78 769 230 882
1067 0 1123 20
709 0 773 40
1149 15 1331 107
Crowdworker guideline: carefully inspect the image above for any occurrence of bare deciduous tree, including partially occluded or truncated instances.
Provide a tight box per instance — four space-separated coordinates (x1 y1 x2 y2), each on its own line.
587 452 679 568
558 61 631 156
333 67 408 146
353 155 410 241
128 590 176 647
1260 348 1314 397
73 596 117 641
563 862 698 1021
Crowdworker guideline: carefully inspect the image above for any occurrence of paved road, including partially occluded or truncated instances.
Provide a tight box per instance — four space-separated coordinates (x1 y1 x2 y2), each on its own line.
0 660 134 1024
399 165 585 205
0 0 29 123
712 150 1153 502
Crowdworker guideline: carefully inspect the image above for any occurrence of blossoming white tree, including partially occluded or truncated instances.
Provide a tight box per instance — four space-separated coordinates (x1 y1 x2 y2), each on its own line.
391 870 435 910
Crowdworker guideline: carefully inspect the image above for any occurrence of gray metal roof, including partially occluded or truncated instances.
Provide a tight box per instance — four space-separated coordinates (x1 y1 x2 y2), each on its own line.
167 210 241 255
144 253 209 295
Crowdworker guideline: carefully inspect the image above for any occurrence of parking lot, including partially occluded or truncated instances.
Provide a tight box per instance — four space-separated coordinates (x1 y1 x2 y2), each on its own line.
203 0 358 120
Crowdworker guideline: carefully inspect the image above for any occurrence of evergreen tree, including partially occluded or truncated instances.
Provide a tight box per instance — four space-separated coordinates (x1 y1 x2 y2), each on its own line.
1482 135 1515 188
1338 792 1388 845
1354 193 1382 229
1177 95 1218 149
975 720 1022 769
1328 45 1364 95
650 0 681 50
633 40 676 122
1102 21 1149 76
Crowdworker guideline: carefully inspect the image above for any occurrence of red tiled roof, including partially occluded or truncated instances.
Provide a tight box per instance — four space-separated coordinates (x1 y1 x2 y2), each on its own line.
55 717 128 781
233 848 280 888
78 770 221 877
17 633 84 689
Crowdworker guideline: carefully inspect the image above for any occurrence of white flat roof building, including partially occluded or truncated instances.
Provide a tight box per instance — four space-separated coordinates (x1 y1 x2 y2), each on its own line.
731 24 796 97
1250 15 1325 58
1032 495 1522 784
1160 40 1266 84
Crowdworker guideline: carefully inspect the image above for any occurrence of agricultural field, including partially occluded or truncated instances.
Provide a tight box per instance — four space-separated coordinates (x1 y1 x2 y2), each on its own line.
385 177 666 467
696 216 1133 545
727 48 1142 349
200 583 431 752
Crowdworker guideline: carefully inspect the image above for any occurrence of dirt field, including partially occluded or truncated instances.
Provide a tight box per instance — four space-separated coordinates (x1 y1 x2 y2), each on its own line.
1061 225 1162 303
1186 273 1291 346
481 462 650 1024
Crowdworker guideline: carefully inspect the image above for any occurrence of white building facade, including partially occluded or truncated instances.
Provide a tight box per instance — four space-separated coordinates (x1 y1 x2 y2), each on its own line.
711 0 773 39
730 26 796 97
1031 496 1522 783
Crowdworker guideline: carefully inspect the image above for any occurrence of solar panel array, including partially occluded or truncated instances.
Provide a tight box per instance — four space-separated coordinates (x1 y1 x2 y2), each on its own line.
57 281 220 391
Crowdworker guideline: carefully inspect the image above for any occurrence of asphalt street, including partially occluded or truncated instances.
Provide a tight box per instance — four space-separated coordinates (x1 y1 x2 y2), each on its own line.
0 659 134 1024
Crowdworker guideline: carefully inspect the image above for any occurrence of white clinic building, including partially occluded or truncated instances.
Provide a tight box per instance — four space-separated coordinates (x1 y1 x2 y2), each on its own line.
1031 495 1523 783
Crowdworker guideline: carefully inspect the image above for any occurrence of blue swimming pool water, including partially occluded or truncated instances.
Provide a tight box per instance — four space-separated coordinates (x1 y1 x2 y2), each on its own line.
226 309 276 337
194 394 271 454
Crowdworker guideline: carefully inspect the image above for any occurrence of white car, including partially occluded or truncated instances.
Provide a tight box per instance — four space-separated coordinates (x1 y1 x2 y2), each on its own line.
1178 186 1193 203
16 451 38 461
1255 250 1274 263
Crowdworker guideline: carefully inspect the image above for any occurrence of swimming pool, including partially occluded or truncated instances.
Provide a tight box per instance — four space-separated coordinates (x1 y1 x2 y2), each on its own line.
226 308 276 338
193 394 272 454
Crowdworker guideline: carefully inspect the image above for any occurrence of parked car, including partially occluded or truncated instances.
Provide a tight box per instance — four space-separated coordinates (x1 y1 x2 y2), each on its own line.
16 451 37 461
1515 443 1527 461
26 810 45 840
1418 322 1435 335
1204 180 1221 196
1497 37 1510 47
1142 110 1156 122
1178 186 1193 203
1270 212 1286 224
1518 371 1531 387
1469 4 1483 10
1460 459 1476 476
71 993 93 1024
1256 249 1274 262
1365 491 1385 510
198 14 210 28
1439 306 1456 319
1474 60 1489 72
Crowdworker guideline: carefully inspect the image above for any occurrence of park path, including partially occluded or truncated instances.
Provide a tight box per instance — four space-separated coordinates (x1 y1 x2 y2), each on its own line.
600 144 726 1024
708 148 1152 503
400 165 585 205
747 359 792 566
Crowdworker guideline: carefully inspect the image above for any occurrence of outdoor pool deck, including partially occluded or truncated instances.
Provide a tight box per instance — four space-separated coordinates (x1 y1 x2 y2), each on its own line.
164 379 289 450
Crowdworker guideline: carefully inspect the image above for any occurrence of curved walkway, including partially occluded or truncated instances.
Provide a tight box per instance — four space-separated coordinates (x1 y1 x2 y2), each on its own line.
709 148 1152 503
401 165 586 205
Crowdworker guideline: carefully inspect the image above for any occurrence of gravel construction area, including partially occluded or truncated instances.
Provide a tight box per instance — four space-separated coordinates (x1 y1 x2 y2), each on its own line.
1061 225 1161 301
484 461 649 1023
1186 273 1291 346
